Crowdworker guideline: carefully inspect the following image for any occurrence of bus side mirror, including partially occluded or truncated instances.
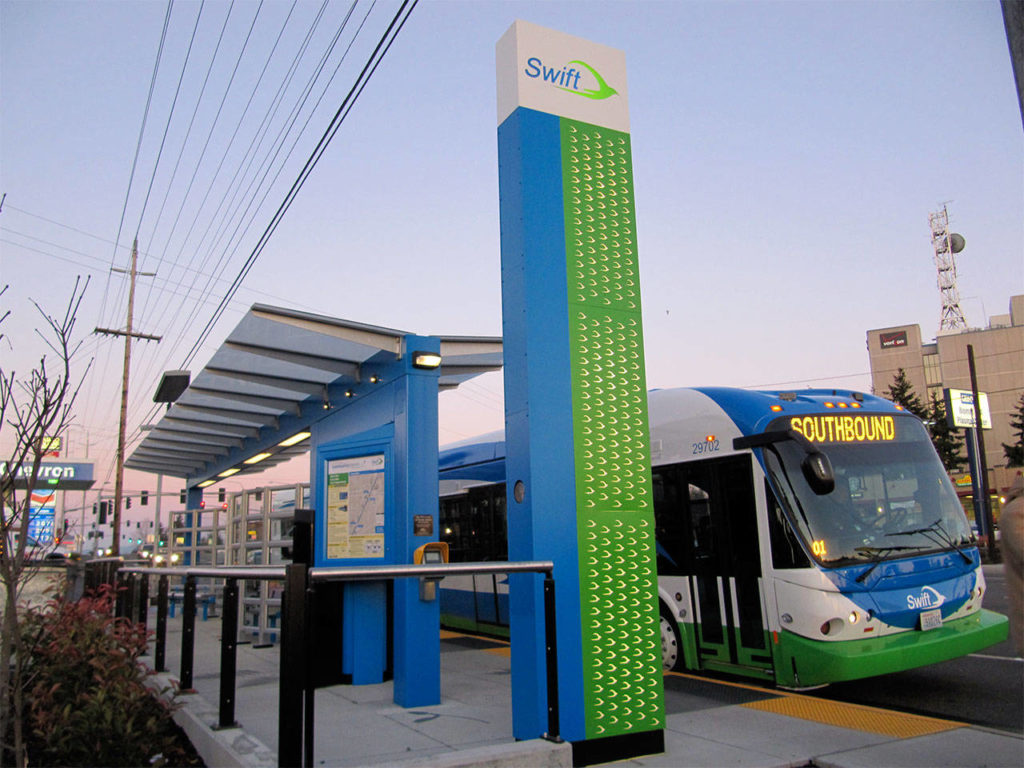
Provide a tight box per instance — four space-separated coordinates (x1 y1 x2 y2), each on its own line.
802 451 835 496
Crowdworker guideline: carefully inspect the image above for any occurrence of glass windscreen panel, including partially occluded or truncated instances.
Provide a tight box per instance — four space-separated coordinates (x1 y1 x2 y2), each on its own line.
762 412 971 567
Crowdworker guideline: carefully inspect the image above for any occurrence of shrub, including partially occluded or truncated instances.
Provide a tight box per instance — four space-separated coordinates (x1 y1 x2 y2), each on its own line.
19 585 202 767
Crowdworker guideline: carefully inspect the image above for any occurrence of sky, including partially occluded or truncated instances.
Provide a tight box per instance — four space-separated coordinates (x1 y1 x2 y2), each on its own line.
1 0 1021 505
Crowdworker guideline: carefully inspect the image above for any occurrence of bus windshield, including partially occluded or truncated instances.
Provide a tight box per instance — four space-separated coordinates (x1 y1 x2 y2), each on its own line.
762 413 972 567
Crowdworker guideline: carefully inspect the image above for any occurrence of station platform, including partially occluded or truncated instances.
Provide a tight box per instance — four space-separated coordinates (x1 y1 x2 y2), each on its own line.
150 615 1022 768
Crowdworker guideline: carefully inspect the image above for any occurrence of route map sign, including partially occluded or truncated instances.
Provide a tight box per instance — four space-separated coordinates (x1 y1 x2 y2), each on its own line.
325 454 385 559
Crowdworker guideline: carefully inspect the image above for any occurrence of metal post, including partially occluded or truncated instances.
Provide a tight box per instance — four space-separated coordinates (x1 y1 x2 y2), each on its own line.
279 563 308 768
304 582 315 768
114 571 126 618
967 344 997 561
217 578 239 729
155 575 169 672
543 574 561 742
137 572 150 629
180 576 197 691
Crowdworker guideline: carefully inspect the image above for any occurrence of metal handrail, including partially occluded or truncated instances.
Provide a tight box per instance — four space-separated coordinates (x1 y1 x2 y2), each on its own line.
120 565 287 580
115 559 561 767
310 560 553 582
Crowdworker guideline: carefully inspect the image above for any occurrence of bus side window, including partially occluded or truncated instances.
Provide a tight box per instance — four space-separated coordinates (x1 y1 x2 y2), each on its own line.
652 468 686 576
766 481 810 569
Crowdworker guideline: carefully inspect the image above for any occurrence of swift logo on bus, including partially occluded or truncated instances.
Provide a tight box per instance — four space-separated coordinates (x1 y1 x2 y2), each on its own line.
907 585 945 610
524 57 618 100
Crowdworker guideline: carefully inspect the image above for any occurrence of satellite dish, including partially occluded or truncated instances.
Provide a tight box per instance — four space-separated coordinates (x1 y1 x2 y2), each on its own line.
950 233 965 253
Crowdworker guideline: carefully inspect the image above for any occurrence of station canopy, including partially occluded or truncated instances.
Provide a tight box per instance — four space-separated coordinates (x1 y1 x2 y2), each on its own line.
126 304 502 482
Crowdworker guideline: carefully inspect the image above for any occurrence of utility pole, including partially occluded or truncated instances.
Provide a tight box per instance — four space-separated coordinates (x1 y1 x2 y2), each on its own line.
95 238 160 556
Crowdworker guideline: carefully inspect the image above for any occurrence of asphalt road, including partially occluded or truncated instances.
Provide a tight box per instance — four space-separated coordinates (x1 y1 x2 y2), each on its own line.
811 564 1023 734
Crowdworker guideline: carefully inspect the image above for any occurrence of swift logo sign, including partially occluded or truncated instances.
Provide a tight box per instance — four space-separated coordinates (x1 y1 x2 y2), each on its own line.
497 20 629 131
907 585 945 610
523 57 618 100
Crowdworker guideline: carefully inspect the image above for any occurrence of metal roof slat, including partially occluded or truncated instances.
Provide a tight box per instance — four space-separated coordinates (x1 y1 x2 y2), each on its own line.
144 428 244 448
223 340 362 379
204 367 327 398
187 386 303 416
162 416 261 438
173 403 279 428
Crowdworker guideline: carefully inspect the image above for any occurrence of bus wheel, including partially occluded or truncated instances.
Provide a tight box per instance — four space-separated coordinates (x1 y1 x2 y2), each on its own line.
660 607 683 671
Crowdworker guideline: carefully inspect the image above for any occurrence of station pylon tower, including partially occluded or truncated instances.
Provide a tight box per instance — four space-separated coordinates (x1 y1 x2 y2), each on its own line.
929 203 967 332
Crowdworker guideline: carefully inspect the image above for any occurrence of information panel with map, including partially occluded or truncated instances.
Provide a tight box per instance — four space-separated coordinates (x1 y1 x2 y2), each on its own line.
324 454 386 559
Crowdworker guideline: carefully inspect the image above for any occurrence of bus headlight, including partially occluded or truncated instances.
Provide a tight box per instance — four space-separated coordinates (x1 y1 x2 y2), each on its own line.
820 618 844 636
848 611 860 625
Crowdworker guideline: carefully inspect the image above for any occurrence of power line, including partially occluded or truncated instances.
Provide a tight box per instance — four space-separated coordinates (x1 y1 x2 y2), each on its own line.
180 0 419 369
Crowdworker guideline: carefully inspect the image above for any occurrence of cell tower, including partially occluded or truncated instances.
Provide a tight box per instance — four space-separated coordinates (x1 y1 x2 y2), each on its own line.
929 204 967 332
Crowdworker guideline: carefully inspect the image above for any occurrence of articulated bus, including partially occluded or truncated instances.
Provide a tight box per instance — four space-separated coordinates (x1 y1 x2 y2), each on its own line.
437 387 1008 688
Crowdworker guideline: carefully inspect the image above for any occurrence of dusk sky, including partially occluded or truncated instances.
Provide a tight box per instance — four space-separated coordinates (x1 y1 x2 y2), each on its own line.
1 0 1021 499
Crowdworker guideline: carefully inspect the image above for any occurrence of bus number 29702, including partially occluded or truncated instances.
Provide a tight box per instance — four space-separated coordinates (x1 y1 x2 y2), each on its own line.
692 438 720 455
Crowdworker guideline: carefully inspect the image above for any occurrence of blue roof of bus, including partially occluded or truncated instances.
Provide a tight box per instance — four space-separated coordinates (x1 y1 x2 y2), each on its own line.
693 387 901 436
438 387 902 473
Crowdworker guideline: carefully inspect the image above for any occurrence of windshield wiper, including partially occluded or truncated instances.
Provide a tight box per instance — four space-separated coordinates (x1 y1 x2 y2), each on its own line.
886 519 971 564
854 545 925 583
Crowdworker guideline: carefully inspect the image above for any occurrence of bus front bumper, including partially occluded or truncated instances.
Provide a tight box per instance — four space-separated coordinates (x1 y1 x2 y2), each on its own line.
774 609 1008 688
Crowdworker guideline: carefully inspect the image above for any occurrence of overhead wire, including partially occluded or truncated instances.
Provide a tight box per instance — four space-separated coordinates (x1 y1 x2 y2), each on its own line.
128 0 341 419
138 0 283 325
58 0 420 460
180 0 418 369
134 0 331 353
82 0 176 443
142 0 338 358
132 0 207 247
129 0 419 441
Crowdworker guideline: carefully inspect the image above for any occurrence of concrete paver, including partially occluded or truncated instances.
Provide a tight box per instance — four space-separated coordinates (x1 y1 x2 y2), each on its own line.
147 609 1023 768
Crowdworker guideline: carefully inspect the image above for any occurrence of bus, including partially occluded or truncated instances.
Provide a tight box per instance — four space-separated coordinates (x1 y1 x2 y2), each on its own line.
437 387 1008 688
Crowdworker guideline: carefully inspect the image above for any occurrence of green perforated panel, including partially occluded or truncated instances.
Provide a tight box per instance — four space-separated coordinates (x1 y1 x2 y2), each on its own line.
561 118 664 738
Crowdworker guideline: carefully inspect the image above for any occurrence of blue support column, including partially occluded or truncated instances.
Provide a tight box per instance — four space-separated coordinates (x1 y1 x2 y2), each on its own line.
312 335 442 705
392 336 442 707
342 582 387 684
499 107 584 740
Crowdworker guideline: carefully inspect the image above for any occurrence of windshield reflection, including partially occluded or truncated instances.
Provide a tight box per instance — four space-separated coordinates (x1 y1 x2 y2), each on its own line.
763 416 971 566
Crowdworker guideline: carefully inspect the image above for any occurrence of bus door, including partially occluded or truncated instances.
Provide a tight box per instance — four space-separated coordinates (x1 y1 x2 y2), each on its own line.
683 455 772 676
469 486 508 630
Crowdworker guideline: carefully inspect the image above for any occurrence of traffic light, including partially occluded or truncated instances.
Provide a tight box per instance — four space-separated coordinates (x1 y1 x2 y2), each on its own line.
218 487 226 503
98 501 108 524
180 489 186 503
126 496 131 509
141 490 148 506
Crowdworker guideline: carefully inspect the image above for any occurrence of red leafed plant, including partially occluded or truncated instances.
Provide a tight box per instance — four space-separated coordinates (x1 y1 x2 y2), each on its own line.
17 584 202 766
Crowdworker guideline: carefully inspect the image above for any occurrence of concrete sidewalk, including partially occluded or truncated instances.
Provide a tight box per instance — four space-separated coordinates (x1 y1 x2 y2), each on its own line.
149 614 1023 768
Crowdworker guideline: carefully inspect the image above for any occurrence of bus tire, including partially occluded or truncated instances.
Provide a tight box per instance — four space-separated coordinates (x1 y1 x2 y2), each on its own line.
660 605 683 671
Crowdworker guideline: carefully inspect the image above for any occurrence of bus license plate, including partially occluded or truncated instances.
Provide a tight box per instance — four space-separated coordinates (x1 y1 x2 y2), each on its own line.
919 609 942 631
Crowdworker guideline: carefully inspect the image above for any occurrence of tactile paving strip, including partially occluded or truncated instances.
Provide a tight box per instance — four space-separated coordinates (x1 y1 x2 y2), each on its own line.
742 695 965 737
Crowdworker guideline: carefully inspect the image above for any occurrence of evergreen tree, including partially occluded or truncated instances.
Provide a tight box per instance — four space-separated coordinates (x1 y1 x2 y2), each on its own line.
1002 392 1024 467
926 392 965 472
885 368 927 419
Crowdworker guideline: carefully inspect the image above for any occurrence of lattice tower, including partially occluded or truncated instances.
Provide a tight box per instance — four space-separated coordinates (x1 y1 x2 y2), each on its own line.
929 204 967 331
